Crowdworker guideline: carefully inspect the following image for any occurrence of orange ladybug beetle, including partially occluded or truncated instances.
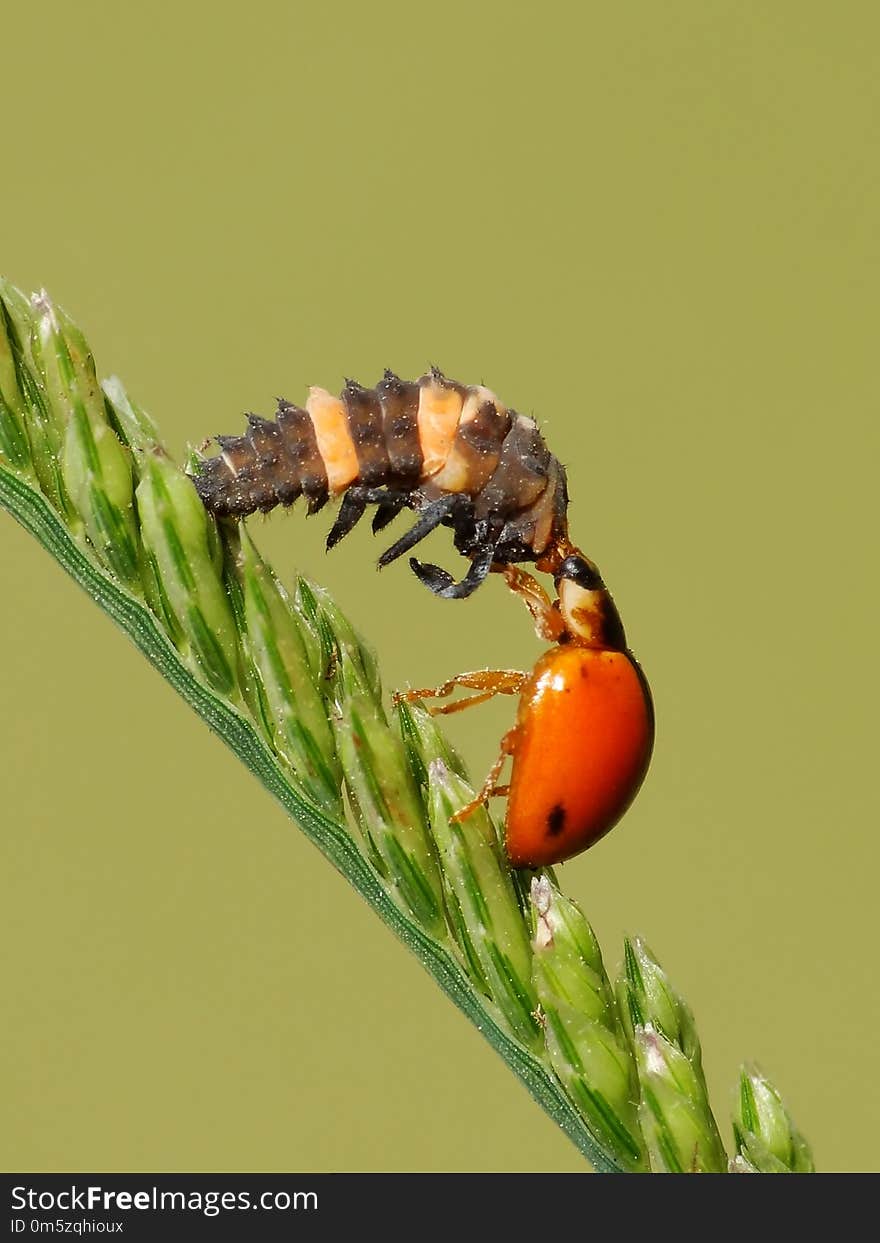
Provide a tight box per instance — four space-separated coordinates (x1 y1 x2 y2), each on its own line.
396 548 654 868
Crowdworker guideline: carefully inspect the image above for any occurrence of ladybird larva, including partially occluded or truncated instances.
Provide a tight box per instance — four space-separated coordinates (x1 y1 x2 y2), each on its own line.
193 367 571 599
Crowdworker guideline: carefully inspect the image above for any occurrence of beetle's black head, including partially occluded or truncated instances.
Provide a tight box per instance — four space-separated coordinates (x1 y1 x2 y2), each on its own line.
554 553 604 591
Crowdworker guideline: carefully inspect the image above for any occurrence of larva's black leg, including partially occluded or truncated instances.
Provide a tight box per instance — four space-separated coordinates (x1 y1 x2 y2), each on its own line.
377 494 462 568
326 490 367 549
372 495 407 533
327 487 411 550
409 542 495 599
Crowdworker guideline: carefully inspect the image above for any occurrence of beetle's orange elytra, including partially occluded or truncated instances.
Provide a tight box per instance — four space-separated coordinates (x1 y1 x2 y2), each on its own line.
504 645 654 868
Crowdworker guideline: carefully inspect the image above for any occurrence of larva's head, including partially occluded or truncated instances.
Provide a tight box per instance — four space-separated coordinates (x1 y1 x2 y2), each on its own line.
554 552 627 650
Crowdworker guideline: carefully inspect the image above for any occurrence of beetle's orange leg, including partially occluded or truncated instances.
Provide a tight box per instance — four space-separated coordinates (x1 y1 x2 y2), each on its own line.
393 669 528 716
430 689 508 716
451 728 519 822
500 565 566 643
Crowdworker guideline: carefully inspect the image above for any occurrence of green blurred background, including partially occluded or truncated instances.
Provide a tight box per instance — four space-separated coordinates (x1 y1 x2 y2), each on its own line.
2 2 877 1172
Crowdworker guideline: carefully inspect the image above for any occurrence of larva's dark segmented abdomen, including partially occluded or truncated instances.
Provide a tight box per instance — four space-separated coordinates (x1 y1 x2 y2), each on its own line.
194 368 571 599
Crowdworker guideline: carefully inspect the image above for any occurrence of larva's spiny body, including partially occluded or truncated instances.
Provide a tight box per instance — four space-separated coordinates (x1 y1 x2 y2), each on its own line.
194 368 572 598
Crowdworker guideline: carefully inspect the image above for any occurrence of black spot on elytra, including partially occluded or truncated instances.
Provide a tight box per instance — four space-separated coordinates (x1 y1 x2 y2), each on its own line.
546 803 566 836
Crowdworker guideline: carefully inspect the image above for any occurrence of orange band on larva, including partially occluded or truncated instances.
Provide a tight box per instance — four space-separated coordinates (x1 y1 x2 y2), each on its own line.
417 380 464 477
306 387 360 492
461 386 503 424
426 447 472 494
429 385 505 492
